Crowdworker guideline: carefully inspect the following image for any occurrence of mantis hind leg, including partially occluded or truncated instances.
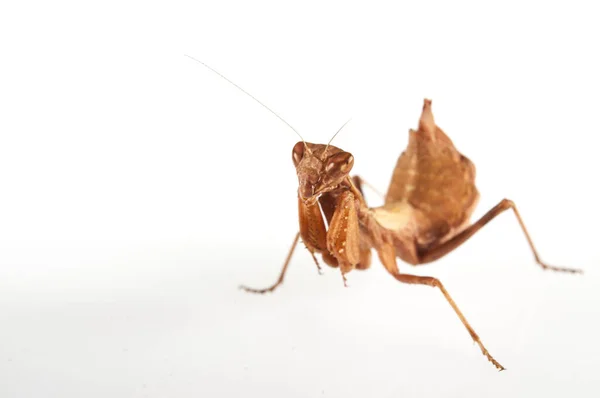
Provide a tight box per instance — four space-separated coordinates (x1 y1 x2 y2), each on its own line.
377 242 505 370
416 199 582 273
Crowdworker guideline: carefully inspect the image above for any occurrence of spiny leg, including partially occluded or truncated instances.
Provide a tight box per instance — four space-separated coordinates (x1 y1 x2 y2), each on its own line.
298 194 338 273
349 176 374 272
239 232 300 294
378 243 504 370
307 249 324 274
418 199 582 273
326 191 361 287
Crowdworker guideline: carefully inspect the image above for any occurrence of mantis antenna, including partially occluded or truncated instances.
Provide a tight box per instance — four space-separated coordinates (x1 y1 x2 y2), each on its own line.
185 54 311 153
323 118 352 156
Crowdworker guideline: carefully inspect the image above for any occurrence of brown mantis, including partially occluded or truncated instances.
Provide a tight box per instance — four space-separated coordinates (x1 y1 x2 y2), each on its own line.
187 55 582 371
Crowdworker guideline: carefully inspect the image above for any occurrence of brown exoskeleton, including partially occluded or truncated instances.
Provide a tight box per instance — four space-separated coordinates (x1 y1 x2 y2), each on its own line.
187 55 582 371
240 100 583 371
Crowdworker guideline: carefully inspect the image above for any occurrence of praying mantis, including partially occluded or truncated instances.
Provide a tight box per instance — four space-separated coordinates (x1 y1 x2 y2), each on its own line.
187 55 582 370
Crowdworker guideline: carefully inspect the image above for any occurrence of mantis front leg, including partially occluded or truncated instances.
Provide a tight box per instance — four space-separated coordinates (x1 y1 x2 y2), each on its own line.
241 191 367 293
239 195 337 294
326 191 361 280
298 190 365 286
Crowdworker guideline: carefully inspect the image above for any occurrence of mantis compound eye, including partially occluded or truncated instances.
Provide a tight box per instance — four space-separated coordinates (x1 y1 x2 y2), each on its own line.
292 141 305 166
325 152 354 175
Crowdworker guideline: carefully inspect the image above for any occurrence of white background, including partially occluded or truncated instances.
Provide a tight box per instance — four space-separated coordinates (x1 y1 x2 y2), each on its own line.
1 1 599 397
